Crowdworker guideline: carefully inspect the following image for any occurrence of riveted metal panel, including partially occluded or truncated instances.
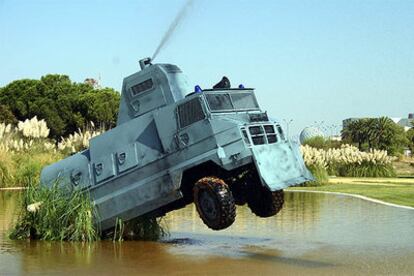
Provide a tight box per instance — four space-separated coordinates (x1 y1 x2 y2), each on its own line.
116 143 139 173
93 155 116 184
94 173 178 224
40 152 92 190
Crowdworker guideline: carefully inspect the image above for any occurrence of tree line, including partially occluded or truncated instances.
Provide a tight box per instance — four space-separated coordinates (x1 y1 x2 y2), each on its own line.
0 74 120 139
341 117 414 155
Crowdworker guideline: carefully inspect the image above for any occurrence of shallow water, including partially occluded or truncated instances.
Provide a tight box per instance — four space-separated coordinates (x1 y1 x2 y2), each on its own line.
1 191 413 275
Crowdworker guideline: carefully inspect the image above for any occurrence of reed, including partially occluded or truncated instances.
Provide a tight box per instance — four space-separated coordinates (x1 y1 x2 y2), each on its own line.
303 164 329 187
0 150 14 188
110 216 168 242
9 182 99 242
9 182 168 242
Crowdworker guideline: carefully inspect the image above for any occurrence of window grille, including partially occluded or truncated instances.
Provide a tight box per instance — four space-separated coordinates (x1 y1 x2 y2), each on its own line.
131 79 154 96
178 99 205 128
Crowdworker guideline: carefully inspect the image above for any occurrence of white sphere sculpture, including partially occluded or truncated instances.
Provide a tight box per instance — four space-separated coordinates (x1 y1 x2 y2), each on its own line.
299 127 324 144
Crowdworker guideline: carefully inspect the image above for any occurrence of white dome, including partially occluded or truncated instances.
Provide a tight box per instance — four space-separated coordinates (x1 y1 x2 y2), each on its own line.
299 127 324 144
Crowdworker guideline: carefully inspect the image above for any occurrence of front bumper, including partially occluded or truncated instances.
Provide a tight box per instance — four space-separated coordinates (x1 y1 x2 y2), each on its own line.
252 140 314 191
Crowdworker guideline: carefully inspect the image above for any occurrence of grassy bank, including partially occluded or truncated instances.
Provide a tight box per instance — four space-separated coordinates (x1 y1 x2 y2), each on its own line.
288 177 414 208
9 183 168 242
0 118 101 188
393 159 414 177
0 150 63 188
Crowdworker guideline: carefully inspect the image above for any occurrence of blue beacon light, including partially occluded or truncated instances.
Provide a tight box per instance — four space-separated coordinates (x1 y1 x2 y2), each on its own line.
238 84 245 89
195 85 203 93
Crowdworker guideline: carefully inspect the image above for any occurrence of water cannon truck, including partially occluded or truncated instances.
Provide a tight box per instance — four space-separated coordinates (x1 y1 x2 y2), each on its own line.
40 58 313 231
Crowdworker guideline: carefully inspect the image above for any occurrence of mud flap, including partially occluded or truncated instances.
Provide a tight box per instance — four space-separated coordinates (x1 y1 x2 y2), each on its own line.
252 141 314 191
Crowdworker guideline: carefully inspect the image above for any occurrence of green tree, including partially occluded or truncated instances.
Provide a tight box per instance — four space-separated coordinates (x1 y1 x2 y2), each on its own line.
0 104 17 125
367 117 407 154
342 119 369 150
0 75 120 139
406 128 414 152
342 117 408 155
78 88 120 129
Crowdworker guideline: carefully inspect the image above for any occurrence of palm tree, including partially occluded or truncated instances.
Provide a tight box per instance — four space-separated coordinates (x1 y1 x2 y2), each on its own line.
367 117 395 150
342 119 367 150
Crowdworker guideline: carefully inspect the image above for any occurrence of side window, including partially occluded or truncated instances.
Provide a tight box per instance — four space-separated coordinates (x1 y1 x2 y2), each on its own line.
178 98 206 128
130 79 154 97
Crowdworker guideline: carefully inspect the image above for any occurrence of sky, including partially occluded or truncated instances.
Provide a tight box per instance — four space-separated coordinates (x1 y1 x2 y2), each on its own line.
0 0 413 135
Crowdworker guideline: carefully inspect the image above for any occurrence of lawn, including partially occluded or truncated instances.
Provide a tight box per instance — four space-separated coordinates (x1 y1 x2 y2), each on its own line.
288 177 414 208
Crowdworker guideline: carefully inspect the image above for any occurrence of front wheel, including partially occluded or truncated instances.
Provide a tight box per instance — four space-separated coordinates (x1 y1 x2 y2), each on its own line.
247 186 284 218
193 177 236 230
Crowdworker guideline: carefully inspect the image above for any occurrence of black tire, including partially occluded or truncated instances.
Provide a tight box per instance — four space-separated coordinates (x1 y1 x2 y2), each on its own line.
247 186 284 218
193 177 236 230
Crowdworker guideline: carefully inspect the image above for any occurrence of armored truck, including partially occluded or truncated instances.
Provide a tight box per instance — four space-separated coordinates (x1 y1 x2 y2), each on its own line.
40 58 313 231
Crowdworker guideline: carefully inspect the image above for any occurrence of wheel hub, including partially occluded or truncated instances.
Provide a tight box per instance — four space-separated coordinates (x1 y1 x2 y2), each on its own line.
199 191 217 220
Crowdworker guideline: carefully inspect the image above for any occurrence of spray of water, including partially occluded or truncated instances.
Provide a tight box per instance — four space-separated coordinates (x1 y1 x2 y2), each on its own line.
151 0 194 61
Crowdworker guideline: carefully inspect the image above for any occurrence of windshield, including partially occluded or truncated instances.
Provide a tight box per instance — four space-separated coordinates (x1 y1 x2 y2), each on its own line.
206 92 259 112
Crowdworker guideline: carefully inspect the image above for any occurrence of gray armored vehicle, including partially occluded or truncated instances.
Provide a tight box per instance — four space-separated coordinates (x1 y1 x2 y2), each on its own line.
40 58 313 231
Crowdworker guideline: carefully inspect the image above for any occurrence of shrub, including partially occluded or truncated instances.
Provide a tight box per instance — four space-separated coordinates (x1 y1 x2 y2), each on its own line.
338 163 396 177
302 136 342 150
302 165 329 187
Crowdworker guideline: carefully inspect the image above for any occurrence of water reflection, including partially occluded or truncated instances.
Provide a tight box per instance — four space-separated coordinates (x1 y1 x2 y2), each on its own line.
0 192 18 234
1 191 414 275
164 192 324 237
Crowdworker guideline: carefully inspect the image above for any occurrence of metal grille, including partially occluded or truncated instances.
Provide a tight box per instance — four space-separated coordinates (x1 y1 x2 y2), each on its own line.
178 99 206 128
249 112 268 122
248 125 278 145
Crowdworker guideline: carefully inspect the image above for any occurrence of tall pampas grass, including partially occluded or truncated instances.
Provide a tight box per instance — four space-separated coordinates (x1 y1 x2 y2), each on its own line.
301 144 396 178
57 124 102 154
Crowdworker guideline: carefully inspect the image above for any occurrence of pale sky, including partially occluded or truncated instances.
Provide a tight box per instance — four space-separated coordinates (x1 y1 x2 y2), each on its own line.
1 0 413 135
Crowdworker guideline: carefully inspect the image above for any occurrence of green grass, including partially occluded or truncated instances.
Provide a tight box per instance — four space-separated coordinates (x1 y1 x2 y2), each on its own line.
0 149 64 188
393 160 414 177
9 182 99 241
301 165 329 187
288 177 414 207
9 182 168 242
337 163 396 178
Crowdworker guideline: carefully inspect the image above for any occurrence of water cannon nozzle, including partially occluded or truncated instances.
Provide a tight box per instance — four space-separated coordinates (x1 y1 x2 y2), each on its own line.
139 57 152 70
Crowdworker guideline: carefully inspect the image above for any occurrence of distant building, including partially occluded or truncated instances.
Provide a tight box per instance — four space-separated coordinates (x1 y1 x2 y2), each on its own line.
343 113 414 132
391 113 414 131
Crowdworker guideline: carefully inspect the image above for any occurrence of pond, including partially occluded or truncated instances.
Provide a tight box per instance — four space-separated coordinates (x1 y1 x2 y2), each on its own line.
1 191 413 275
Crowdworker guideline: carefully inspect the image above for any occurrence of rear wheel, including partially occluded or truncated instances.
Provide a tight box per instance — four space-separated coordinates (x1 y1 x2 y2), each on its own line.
193 177 236 230
247 185 284 217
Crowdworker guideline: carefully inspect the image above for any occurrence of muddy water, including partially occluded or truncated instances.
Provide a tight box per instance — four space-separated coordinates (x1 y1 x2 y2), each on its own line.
1 191 414 275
